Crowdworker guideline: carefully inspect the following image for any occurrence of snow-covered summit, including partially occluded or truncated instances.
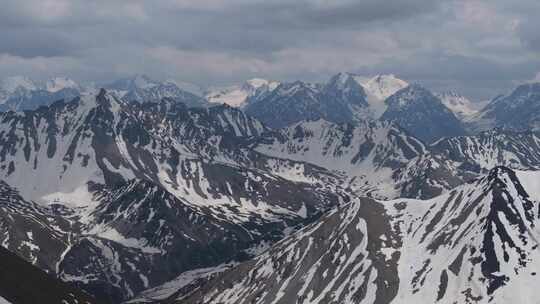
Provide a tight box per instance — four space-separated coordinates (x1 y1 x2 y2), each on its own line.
436 91 478 120
357 74 409 101
205 78 279 107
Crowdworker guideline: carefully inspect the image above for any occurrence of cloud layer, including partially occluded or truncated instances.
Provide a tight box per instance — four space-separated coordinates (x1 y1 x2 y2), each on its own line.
0 0 538 99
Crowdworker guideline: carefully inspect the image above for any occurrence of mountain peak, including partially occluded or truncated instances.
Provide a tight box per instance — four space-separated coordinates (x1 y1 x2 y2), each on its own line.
327 72 360 90
359 74 409 101
386 84 432 106
436 91 477 120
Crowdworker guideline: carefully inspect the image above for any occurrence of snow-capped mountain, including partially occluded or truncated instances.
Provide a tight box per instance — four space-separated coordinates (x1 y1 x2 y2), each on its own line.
470 82 540 132
177 166 540 304
381 84 467 143
0 245 98 304
0 75 209 113
0 76 84 112
245 73 416 128
104 75 208 107
245 73 373 128
357 74 409 101
436 91 479 120
205 78 279 108
245 81 329 128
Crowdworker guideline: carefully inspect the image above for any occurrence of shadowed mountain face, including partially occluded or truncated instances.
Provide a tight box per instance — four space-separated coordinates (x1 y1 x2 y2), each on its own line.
472 83 540 132
244 73 371 129
381 85 467 143
0 245 99 304
177 166 540 304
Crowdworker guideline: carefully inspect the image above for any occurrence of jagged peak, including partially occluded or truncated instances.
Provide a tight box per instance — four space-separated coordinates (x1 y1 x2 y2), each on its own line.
326 72 364 91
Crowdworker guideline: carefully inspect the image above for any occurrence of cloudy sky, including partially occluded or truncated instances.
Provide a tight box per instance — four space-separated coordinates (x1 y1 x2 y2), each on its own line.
1 0 539 100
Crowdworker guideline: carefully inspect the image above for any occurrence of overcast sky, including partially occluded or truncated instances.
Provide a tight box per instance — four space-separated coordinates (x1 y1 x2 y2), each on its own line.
1 0 539 100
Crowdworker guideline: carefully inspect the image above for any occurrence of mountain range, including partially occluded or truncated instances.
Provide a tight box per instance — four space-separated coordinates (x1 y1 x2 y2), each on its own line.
1 72 540 303
4 73 540 143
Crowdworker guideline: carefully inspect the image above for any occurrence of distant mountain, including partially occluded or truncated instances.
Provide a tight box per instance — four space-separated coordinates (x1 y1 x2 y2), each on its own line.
470 82 540 132
0 76 84 112
245 73 372 128
357 73 409 101
436 91 479 120
0 75 209 113
381 84 467 143
205 78 279 107
104 75 208 108
45 77 81 93
178 166 540 304
352 74 409 119
243 73 417 129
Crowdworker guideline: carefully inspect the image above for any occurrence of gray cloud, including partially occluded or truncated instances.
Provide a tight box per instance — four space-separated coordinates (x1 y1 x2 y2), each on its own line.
0 0 537 100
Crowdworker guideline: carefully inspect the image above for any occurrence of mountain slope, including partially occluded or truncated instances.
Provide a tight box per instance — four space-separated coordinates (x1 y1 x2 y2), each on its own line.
0 180 73 273
178 166 540 304
436 91 479 120
432 129 540 171
244 73 371 129
0 90 351 301
381 84 467 143
0 245 98 304
255 119 466 199
358 74 409 101
104 75 208 107
471 82 540 132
